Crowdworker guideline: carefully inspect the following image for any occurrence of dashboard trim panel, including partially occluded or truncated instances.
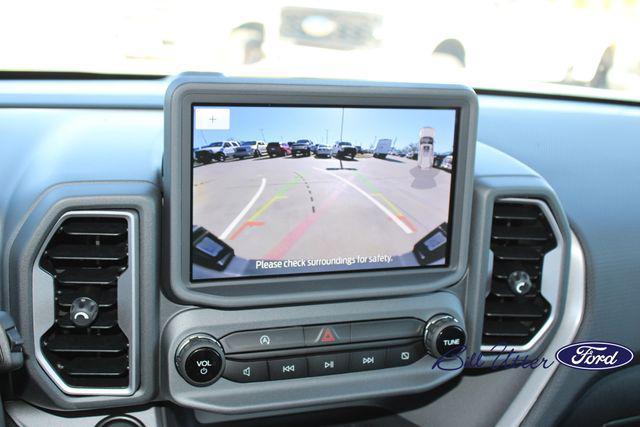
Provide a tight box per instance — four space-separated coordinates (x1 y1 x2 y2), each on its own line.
481 197 565 353
32 210 140 396
496 231 585 426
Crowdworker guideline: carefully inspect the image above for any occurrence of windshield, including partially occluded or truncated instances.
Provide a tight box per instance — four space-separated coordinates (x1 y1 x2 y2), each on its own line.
339 142 352 146
241 141 256 145
5 1 638 100
206 142 223 147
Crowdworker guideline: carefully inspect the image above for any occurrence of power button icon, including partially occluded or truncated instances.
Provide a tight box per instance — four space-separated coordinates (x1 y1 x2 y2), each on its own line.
197 359 212 376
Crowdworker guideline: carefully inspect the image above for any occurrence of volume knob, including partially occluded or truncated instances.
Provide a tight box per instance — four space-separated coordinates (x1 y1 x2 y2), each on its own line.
175 334 225 386
423 314 466 358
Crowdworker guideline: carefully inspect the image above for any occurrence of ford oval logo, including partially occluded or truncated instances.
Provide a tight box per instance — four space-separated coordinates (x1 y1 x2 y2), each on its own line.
555 341 634 370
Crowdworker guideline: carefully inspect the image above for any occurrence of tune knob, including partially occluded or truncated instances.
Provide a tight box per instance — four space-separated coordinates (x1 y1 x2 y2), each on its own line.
175 334 224 386
423 314 466 358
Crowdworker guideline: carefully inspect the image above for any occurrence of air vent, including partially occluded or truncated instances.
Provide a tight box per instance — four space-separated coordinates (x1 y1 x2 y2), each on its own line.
38 215 131 390
482 200 558 349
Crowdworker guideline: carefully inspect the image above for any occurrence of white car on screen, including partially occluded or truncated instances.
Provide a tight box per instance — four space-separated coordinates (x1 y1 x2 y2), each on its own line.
237 140 268 158
441 155 453 171
194 140 239 163
373 139 392 159
331 141 357 160
315 144 331 158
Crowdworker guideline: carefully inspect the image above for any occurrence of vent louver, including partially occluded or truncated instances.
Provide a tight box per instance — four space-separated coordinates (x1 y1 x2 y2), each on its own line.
482 201 558 348
39 217 130 388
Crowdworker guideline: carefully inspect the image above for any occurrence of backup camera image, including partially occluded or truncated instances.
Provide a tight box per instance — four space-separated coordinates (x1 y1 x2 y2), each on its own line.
191 105 457 281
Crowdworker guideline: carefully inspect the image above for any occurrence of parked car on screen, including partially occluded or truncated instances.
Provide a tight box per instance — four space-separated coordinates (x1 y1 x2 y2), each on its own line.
441 154 453 171
355 145 363 154
238 140 267 157
332 141 357 160
194 140 239 163
373 138 392 159
434 151 453 168
267 142 291 157
315 144 331 158
291 140 312 157
233 144 253 159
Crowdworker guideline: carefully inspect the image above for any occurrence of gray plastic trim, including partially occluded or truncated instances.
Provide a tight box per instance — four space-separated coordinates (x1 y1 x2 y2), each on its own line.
495 231 585 427
32 210 139 396
4 400 163 427
0 79 166 109
481 198 565 353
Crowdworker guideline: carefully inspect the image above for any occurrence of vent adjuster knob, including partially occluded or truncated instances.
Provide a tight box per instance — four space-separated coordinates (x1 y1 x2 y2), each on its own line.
69 297 99 328
508 270 533 296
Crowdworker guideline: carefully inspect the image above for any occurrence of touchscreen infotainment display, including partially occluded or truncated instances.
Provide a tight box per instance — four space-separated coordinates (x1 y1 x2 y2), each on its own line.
191 105 458 281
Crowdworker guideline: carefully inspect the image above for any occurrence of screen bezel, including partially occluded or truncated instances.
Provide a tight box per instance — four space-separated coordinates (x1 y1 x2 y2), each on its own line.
189 103 461 282
164 76 477 308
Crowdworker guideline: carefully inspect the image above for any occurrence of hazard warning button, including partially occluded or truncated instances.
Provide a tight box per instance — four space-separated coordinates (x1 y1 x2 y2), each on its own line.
303 324 351 346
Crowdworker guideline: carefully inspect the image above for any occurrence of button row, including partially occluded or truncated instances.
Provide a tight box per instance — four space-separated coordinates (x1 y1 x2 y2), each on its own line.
223 342 425 383
221 318 425 354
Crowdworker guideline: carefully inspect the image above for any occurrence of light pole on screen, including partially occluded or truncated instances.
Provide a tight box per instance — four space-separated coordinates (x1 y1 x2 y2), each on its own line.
338 109 344 170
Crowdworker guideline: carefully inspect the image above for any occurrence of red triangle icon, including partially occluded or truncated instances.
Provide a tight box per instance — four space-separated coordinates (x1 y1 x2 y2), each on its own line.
320 328 336 343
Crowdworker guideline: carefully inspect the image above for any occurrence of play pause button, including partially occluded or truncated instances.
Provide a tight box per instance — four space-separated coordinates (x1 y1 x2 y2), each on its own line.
307 353 349 376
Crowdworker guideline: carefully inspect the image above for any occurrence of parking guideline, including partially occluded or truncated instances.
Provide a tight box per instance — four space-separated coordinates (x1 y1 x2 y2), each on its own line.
219 177 267 240
355 173 417 233
313 168 413 234
230 174 303 241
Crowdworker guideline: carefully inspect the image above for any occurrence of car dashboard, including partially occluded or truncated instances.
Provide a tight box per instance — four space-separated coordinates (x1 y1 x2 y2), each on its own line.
0 76 639 427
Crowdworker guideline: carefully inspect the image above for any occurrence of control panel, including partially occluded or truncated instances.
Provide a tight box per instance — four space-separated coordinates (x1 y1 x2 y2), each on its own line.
174 317 465 386
162 292 467 414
